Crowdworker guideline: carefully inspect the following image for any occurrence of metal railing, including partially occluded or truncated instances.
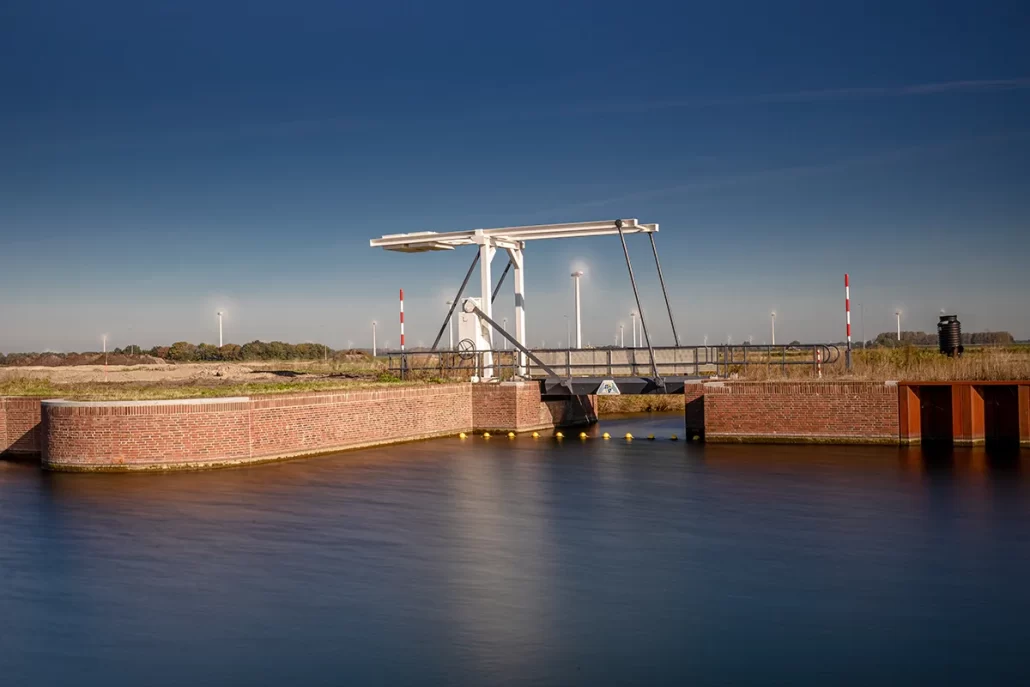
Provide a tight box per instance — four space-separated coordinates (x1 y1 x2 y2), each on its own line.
381 344 840 380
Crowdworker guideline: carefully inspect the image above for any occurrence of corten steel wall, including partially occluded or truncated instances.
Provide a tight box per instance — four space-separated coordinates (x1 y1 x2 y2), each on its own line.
38 383 595 471
1 397 43 457
699 381 900 444
898 381 1030 446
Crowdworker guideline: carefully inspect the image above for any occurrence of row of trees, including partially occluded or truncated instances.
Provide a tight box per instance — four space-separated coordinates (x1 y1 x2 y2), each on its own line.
871 331 1015 348
146 341 347 362
0 341 361 366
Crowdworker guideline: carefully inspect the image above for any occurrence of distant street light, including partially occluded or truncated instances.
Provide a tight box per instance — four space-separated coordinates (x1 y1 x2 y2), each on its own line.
565 315 570 351
858 303 865 348
217 311 224 348
372 321 377 357
502 317 508 350
896 311 902 341
445 300 454 350
620 324 625 347
571 270 584 349
770 311 776 346
631 311 638 348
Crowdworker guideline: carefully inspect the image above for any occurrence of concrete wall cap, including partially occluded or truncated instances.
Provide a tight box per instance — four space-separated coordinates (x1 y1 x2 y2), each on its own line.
42 397 251 408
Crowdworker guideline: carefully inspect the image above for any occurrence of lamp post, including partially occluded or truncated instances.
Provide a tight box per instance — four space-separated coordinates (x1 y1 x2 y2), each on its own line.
858 303 865 348
620 324 625 347
631 311 638 348
502 317 508 350
571 270 584 349
445 301 454 350
896 311 902 342
372 321 377 357
217 311 223 348
564 315 570 351
770 311 776 346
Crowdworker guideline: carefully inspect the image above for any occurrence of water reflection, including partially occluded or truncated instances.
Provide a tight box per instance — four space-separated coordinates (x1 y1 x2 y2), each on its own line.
1 415 1028 685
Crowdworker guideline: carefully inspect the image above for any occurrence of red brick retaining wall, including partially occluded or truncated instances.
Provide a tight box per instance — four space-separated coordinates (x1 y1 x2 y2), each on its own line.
1 397 42 456
697 381 900 444
32 383 594 471
474 383 597 431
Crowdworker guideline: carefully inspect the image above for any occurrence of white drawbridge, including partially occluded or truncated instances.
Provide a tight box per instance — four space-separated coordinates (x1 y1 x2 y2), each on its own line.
370 219 677 384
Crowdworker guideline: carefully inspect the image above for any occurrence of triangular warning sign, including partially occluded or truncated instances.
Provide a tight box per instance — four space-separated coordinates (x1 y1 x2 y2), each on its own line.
597 379 621 395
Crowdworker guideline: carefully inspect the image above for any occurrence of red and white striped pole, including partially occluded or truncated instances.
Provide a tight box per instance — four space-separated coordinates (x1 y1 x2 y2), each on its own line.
399 289 405 352
844 274 852 370
399 288 406 378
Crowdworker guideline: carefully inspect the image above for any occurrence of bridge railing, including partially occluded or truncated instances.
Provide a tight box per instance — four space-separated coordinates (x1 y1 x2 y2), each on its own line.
380 344 840 380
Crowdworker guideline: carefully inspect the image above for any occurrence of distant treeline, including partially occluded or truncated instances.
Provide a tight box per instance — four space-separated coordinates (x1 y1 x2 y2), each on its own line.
870 331 1016 347
0 341 366 366
153 341 350 362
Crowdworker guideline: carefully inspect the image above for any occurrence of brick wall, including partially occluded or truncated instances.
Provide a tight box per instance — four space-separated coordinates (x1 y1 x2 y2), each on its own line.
37 383 595 471
698 381 900 444
43 398 253 470
472 383 596 432
1 397 42 456
248 386 473 460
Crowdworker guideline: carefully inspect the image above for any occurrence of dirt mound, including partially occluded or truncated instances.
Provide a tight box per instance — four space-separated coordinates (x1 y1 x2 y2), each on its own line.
192 364 254 379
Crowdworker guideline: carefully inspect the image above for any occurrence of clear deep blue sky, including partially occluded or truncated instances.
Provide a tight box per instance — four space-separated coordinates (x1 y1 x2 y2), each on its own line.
2 0 1029 351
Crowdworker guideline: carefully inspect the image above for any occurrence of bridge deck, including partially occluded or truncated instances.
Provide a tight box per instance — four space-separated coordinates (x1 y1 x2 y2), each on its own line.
538 376 703 396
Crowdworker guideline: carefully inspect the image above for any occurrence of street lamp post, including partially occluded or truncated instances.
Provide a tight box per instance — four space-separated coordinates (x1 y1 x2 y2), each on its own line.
217 311 223 348
631 312 638 348
770 311 776 346
565 315 570 351
571 271 584 349
372 321 377 357
445 301 454 350
858 303 865 348
896 311 902 342
502 318 508 350
620 324 625 347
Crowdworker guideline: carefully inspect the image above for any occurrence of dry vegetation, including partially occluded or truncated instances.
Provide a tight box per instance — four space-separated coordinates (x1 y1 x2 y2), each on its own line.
731 345 1030 381
0 358 447 401
2 346 1027 406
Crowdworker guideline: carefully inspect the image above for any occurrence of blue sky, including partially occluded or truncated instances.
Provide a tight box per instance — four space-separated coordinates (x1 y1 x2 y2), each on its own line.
2 0 1028 351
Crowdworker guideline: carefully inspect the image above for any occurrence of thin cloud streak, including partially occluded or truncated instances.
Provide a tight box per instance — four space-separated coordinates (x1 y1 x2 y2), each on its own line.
555 78 1030 116
8 78 1028 151
528 130 1030 217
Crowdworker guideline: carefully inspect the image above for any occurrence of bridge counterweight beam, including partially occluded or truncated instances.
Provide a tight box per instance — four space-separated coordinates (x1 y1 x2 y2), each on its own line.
507 245 527 376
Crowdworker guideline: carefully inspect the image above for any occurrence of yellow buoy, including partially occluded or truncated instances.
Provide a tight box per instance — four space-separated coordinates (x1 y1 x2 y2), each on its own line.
508 432 516 439
459 432 467 439
625 433 633 440
483 432 491 439
579 432 588 440
602 432 611 440
555 431 565 439
692 435 701 442
670 434 679 441
532 432 540 439
647 434 655 440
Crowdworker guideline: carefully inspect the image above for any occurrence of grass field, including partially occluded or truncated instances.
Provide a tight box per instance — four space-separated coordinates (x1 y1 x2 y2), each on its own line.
734 345 1030 381
2 346 1027 404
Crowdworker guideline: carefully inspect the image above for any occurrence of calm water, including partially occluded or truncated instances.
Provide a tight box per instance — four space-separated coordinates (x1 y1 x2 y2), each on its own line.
2 414 1028 686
